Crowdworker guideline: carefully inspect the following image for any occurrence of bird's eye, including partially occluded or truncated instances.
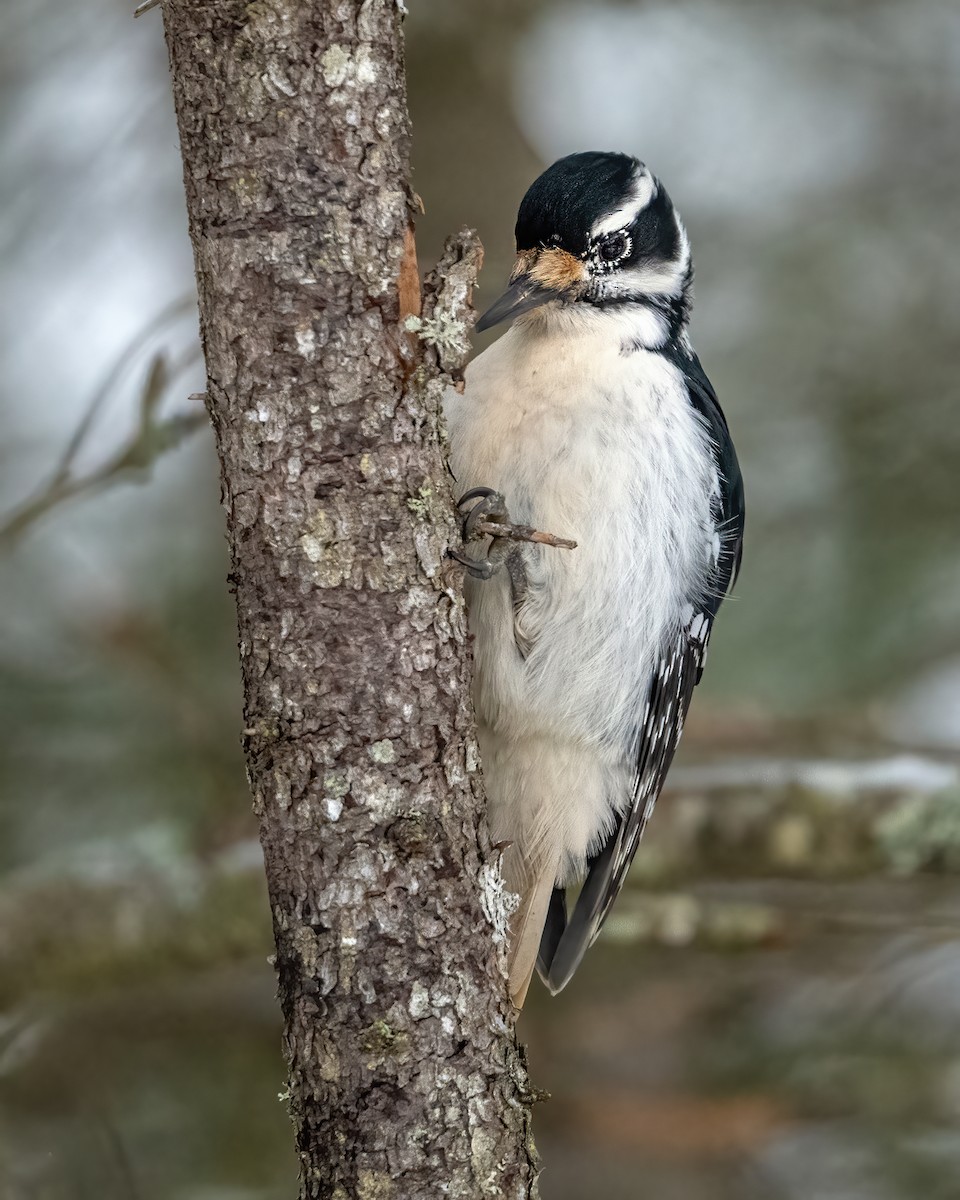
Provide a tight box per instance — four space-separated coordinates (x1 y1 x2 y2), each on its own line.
598 232 630 262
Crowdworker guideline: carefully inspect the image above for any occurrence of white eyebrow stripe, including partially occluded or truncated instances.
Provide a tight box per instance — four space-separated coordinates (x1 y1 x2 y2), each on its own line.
590 168 656 240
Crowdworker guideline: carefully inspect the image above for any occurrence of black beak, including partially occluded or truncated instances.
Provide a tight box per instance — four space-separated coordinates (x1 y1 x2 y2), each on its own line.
475 274 559 333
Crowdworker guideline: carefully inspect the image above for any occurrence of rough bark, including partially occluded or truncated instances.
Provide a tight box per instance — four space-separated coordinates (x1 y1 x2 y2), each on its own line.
160 2 540 1196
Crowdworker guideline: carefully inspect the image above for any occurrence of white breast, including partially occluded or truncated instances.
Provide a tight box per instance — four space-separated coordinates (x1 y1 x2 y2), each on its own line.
445 312 718 875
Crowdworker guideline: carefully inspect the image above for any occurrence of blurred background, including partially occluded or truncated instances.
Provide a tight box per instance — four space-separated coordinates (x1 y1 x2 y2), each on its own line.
2 0 959 1196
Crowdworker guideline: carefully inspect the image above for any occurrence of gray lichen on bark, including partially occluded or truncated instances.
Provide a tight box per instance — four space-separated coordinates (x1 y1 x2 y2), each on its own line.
160 0 540 1196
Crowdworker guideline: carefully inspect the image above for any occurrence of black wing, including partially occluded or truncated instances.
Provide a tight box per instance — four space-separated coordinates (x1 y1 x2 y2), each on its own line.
538 351 745 993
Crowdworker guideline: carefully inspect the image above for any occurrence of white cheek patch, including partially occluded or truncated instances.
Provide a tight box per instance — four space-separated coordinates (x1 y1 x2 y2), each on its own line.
601 259 687 299
590 166 656 241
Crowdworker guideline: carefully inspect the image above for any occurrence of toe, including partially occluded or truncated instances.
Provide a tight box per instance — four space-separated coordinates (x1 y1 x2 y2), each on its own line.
449 549 497 580
456 485 499 510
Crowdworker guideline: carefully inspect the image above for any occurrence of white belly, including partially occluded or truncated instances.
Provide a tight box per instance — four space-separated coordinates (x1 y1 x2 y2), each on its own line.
445 320 717 879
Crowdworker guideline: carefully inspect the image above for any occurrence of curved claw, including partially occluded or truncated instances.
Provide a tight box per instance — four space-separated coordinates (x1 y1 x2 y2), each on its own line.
449 549 498 580
456 487 510 543
456 486 500 510
453 484 514 580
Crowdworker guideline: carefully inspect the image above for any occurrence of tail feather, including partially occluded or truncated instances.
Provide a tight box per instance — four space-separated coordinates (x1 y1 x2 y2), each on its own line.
536 837 618 995
505 858 557 1008
536 887 567 982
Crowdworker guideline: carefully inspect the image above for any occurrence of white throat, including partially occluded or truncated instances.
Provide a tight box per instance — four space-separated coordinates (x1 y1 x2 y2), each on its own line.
517 298 676 352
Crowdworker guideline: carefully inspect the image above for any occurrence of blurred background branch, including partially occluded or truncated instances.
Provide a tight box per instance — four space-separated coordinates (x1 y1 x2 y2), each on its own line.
0 300 204 547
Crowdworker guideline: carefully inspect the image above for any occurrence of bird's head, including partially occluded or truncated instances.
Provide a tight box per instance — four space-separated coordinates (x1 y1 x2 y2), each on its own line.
477 151 692 346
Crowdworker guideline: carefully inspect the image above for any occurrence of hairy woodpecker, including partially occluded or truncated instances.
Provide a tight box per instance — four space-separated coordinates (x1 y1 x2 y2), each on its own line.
445 151 745 1006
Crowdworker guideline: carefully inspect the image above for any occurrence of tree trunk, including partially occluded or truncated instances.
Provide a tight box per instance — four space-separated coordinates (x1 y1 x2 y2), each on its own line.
160 2 540 1196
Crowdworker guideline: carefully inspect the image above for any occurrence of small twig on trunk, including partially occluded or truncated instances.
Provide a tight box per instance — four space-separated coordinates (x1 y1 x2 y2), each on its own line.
474 519 578 550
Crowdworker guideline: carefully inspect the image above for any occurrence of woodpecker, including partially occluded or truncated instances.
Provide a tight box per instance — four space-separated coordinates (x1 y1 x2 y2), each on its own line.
445 151 744 1006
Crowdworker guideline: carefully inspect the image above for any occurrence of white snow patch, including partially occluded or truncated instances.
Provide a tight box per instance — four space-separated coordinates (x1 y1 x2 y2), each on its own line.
672 755 958 798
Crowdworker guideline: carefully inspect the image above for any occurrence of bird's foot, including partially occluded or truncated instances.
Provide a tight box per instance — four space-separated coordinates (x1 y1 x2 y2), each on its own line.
451 487 514 579
457 486 512 542
450 486 579 579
